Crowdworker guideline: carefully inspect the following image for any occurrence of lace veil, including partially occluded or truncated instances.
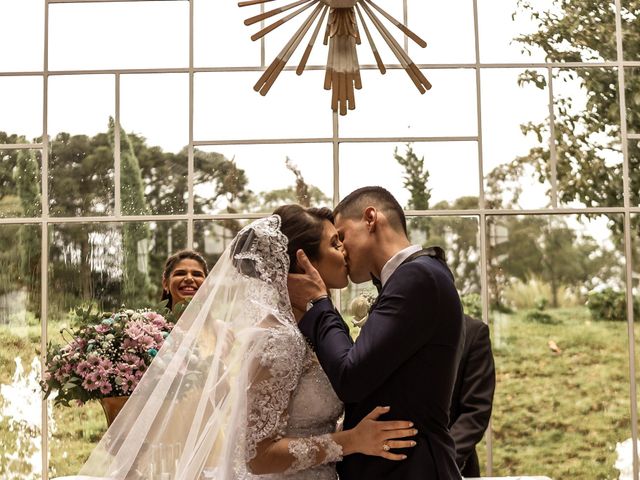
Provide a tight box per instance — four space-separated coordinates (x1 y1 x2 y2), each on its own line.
73 215 308 479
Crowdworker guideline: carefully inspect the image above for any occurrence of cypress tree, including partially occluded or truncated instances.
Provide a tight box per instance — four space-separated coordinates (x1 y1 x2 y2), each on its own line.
108 118 152 307
15 148 42 316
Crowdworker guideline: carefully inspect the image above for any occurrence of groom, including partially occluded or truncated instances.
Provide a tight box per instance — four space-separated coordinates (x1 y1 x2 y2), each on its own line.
289 186 464 479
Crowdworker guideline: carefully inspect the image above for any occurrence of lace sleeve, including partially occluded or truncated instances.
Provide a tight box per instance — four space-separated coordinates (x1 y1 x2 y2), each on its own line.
285 433 344 474
245 325 307 462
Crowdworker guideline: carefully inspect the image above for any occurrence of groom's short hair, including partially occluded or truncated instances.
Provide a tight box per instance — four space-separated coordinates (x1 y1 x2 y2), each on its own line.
333 186 407 235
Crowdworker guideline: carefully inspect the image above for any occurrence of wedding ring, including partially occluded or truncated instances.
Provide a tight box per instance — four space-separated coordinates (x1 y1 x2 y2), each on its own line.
382 443 390 452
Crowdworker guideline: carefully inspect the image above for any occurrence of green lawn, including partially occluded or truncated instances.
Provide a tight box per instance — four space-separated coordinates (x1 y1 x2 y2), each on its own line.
0 307 635 478
480 307 632 479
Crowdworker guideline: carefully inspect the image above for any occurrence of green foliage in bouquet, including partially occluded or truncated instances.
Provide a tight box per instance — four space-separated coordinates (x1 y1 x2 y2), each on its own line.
41 304 177 406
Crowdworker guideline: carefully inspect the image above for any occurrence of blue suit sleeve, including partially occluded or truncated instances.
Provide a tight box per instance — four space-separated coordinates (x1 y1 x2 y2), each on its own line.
299 260 457 403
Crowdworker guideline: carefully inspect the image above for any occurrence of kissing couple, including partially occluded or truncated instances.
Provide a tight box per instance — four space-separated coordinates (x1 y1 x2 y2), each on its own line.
63 186 465 480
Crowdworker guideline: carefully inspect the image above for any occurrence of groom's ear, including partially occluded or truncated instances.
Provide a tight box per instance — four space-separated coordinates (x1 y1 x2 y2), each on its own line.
363 207 377 233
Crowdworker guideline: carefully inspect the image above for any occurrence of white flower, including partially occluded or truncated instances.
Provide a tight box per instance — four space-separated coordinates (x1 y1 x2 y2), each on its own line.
349 290 377 327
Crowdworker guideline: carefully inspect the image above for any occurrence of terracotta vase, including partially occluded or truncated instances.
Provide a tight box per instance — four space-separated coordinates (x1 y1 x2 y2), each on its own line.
99 396 128 426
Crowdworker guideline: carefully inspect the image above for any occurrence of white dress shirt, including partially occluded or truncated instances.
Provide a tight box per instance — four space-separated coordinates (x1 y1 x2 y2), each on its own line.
380 244 422 288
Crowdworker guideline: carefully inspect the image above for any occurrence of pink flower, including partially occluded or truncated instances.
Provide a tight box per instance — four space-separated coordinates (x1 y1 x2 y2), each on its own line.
93 368 110 384
99 358 113 371
116 362 133 375
82 373 100 391
143 311 164 323
54 369 68 382
125 324 144 340
120 374 139 394
136 335 154 350
152 332 164 344
75 361 91 377
86 355 101 367
121 353 143 366
99 382 113 395
94 324 110 334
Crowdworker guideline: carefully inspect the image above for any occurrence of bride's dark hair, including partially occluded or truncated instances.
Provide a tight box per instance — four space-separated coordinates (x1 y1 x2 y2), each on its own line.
273 204 334 273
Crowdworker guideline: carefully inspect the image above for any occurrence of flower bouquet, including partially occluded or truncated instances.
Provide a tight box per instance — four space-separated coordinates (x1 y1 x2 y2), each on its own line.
41 306 175 407
349 289 377 328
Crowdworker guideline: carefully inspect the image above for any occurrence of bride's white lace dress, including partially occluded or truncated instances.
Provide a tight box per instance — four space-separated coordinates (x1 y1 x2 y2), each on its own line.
243 322 344 480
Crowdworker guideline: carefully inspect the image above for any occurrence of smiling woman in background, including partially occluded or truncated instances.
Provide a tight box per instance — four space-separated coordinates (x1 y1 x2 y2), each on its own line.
161 250 209 313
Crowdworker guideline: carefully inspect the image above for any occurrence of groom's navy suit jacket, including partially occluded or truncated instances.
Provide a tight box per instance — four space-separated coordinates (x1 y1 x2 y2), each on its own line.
299 252 464 480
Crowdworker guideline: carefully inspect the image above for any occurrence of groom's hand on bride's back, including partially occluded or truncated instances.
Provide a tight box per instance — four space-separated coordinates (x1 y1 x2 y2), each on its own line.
287 249 328 313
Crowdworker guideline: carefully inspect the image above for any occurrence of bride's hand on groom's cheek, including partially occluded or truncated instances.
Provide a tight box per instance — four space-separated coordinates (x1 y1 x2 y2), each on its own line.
286 249 327 312
346 406 417 460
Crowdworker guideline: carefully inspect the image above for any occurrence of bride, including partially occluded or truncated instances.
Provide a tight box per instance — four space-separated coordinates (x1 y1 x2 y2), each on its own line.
62 205 416 480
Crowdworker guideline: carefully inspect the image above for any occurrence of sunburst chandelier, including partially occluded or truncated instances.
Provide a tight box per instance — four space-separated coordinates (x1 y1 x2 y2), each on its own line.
239 0 431 115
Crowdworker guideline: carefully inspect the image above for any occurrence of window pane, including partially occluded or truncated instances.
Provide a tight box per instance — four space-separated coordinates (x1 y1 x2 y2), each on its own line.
49 2 188 71
481 68 550 210
0 76 43 143
0 149 42 218
487 214 629 478
340 142 479 210
630 140 640 207
48 134 113 217
477 0 547 63
193 219 250 270
47 218 187 473
338 69 477 138
48 75 114 140
553 68 622 208
622 0 638 61
120 74 188 215
48 220 186 320
0 0 43 72
0 223 42 479
409 216 481 298
194 143 333 215
194 0 260 68
48 75 115 217
408 0 476 64
482 1 617 63
194 71 333 141
626 67 639 135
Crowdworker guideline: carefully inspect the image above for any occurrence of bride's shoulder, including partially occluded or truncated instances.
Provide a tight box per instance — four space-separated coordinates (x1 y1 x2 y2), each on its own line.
254 318 306 367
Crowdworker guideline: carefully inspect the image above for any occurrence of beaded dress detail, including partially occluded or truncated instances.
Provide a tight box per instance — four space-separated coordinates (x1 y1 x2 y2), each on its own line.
237 216 344 479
